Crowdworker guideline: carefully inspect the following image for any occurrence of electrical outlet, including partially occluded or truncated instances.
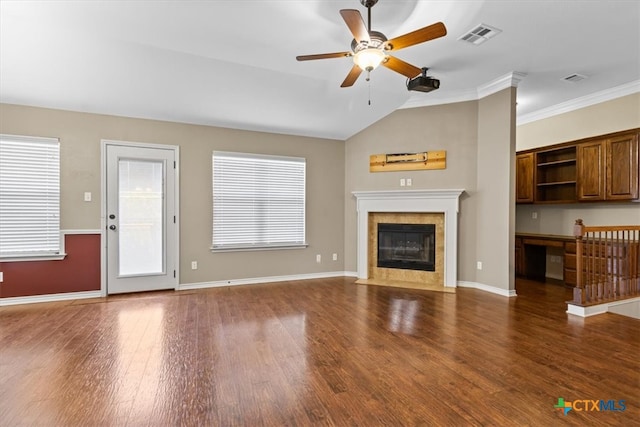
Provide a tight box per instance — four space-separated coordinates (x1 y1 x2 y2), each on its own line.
191 261 198 270
84 192 92 202
406 178 412 186
532 212 538 219
400 178 406 187
332 253 338 261
477 261 483 270
316 254 321 263
0 272 3 283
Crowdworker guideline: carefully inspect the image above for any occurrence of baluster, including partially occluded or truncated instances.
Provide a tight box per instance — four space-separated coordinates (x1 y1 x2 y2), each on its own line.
608 230 613 300
574 219 585 305
598 231 604 301
570 221 640 307
632 229 635 296
615 229 620 299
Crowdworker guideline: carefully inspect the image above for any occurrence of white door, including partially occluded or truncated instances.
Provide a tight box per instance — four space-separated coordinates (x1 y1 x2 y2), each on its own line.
105 143 178 294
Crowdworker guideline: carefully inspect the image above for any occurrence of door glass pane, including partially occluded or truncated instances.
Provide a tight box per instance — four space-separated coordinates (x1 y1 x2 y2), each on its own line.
118 159 164 276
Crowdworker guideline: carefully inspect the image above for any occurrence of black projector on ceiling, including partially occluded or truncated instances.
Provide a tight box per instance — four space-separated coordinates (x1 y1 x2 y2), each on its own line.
407 75 440 92
407 67 440 92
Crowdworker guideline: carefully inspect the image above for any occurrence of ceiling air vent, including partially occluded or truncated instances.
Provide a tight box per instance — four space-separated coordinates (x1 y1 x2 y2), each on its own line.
458 24 502 45
562 73 588 83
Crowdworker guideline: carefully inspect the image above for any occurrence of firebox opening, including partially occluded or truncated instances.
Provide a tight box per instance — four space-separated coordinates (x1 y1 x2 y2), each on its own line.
377 223 436 272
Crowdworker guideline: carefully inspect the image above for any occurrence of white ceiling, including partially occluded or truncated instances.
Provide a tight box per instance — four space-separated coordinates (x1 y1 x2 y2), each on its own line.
1 1 638 140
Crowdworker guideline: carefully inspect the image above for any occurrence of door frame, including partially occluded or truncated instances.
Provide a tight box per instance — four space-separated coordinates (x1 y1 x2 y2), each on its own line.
100 139 180 296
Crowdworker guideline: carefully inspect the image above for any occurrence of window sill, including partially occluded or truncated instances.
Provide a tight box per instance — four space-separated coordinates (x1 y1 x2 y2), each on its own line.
211 244 308 253
0 253 67 263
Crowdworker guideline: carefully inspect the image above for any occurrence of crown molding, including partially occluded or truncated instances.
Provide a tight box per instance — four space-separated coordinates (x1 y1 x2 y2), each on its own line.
517 80 640 126
399 71 526 110
477 71 527 98
400 74 639 128
398 88 478 110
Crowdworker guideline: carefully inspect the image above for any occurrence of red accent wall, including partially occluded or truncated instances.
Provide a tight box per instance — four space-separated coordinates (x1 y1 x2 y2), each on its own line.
0 234 101 298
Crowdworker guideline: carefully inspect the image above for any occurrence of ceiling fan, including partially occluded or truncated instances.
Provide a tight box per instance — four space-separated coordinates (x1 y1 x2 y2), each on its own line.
296 0 447 88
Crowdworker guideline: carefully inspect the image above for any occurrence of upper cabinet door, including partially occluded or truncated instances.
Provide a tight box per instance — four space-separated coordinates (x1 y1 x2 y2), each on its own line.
577 141 605 201
516 153 534 203
606 133 639 200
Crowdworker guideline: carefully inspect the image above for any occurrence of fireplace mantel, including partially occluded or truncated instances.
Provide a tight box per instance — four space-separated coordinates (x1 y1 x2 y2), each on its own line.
352 189 464 289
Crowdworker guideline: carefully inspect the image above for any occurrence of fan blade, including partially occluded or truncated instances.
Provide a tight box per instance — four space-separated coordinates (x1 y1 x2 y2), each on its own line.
340 9 370 43
297 52 352 61
386 22 447 51
341 64 363 88
382 56 421 78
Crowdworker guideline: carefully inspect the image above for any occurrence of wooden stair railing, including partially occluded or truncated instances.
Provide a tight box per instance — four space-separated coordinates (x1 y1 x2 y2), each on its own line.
571 219 640 306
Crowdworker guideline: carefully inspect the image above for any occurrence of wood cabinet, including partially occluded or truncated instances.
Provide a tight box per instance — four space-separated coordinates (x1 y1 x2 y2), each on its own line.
514 237 525 276
564 242 577 287
515 233 576 287
577 141 605 200
607 132 639 200
577 132 639 201
516 128 639 204
515 153 534 203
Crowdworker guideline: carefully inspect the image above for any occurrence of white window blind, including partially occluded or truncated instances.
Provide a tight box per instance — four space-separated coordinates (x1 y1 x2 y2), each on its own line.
212 151 306 251
0 134 61 257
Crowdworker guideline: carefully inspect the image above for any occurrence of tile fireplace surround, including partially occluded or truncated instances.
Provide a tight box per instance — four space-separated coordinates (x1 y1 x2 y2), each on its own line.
352 189 464 290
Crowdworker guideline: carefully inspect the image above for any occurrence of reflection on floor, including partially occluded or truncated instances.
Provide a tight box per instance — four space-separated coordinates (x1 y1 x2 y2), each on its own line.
1 277 638 425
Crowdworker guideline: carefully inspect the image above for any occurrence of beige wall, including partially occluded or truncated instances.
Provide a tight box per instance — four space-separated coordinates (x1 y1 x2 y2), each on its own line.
344 100 481 282
5 90 632 293
516 93 640 235
516 203 639 235
0 103 345 284
476 88 517 291
344 89 517 290
517 93 640 151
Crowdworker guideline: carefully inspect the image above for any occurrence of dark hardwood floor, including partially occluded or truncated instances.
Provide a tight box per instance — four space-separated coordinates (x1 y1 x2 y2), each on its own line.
1 277 638 426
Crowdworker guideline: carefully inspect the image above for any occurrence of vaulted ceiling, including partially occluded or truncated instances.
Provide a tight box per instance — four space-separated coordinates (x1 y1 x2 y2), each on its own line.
1 1 638 140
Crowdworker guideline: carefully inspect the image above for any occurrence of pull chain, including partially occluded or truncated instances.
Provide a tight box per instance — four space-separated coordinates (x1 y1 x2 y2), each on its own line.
367 71 372 106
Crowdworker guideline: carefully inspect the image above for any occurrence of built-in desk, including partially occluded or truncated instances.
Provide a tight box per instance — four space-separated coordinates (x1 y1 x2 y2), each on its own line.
515 233 575 286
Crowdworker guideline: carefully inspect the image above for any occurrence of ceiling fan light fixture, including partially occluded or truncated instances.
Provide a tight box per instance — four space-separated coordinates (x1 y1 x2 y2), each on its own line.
296 2 447 88
353 47 386 71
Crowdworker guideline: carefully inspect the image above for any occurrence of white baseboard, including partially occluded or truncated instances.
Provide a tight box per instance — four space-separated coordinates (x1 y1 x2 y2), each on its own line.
178 271 352 291
0 275 521 306
457 281 517 297
567 296 640 318
0 290 103 307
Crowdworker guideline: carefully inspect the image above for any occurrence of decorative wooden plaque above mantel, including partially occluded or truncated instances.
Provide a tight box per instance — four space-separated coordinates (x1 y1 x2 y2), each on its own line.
369 150 446 172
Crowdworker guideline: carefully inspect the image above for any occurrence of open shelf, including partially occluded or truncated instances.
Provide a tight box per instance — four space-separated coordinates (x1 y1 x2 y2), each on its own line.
537 180 577 187
537 159 577 167
535 146 577 202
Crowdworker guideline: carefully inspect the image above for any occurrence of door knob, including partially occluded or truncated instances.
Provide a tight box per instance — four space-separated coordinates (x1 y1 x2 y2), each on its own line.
109 225 117 231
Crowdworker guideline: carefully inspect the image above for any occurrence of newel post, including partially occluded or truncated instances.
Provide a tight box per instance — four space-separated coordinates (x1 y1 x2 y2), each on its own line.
573 219 585 304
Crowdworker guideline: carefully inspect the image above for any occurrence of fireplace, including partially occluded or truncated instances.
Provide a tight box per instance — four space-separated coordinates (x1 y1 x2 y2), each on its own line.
377 223 435 271
352 189 464 290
